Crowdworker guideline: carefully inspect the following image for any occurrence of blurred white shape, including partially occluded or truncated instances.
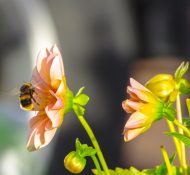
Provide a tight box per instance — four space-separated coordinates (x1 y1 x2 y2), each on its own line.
1 150 21 175
16 0 59 65
0 0 59 175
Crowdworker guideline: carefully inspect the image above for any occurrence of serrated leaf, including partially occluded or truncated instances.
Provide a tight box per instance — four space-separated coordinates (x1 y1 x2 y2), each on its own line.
74 138 96 157
81 147 96 157
73 94 90 106
164 132 190 147
73 104 85 116
175 62 189 82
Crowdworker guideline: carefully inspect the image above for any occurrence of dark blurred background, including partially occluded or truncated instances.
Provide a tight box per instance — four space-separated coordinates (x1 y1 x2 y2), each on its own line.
0 0 190 175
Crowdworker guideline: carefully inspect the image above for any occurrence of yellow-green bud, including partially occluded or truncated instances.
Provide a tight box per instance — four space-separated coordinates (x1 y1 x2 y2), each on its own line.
145 74 177 102
178 78 190 95
64 151 86 174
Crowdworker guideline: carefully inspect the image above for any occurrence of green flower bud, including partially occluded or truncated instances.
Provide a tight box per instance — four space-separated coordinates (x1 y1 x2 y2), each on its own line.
145 74 177 102
64 151 86 174
178 78 190 95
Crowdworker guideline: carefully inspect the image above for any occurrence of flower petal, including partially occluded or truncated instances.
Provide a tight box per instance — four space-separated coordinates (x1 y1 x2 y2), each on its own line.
27 112 58 151
50 45 65 89
123 125 149 142
36 47 56 85
128 86 155 103
45 104 64 128
125 112 147 129
130 78 150 91
27 112 48 151
123 100 141 112
122 100 135 113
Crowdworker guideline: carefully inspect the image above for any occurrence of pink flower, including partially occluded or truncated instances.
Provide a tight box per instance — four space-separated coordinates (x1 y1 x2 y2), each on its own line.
122 78 164 142
27 45 72 151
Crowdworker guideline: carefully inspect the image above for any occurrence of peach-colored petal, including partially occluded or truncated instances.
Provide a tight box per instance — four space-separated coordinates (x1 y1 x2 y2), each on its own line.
122 100 135 113
130 78 150 92
124 100 141 111
49 90 64 110
27 112 58 151
32 67 50 92
55 80 67 100
127 86 149 102
125 112 147 129
40 127 57 148
50 45 64 81
126 86 140 101
36 47 57 85
124 126 148 142
128 86 156 103
27 113 48 151
29 112 45 129
45 105 64 128
27 126 57 151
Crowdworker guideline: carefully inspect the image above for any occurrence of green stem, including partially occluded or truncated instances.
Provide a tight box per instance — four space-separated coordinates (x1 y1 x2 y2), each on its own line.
166 119 182 164
91 155 102 173
77 115 110 175
176 94 188 175
174 119 190 138
160 146 173 175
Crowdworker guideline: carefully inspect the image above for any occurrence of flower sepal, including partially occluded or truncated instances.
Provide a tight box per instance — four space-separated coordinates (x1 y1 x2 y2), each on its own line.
73 87 90 106
163 103 176 121
73 87 90 116
63 87 74 114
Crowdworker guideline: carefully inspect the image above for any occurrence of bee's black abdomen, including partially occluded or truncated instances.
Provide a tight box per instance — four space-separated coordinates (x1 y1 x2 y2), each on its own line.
20 98 32 107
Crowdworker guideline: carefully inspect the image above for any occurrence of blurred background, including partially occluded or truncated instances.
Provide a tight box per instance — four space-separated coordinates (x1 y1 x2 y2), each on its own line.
0 0 190 174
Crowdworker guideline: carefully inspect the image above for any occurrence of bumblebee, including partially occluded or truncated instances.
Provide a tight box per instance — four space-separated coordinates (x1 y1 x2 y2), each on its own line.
19 83 36 110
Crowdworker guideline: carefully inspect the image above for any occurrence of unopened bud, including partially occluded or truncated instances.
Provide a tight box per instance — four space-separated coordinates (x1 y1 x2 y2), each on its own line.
64 151 86 174
146 74 177 102
178 78 190 95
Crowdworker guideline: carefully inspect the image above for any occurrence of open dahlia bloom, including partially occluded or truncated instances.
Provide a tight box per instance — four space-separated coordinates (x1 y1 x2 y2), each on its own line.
27 45 73 151
122 78 164 142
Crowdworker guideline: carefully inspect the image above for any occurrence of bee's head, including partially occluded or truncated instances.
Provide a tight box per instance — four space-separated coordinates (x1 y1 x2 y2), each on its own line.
20 83 32 92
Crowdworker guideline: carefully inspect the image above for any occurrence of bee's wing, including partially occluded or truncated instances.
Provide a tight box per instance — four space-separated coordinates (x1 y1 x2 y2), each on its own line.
9 88 20 96
0 88 20 98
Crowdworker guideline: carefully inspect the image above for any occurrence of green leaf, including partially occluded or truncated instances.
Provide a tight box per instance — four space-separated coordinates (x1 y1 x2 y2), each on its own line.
92 167 149 175
175 62 189 83
74 138 96 157
92 166 187 175
73 94 89 106
73 104 85 116
81 147 96 157
164 132 190 147
143 154 176 175
183 118 190 129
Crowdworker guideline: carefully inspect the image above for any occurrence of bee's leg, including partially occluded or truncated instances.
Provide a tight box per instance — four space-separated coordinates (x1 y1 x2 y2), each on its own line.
32 96 40 106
